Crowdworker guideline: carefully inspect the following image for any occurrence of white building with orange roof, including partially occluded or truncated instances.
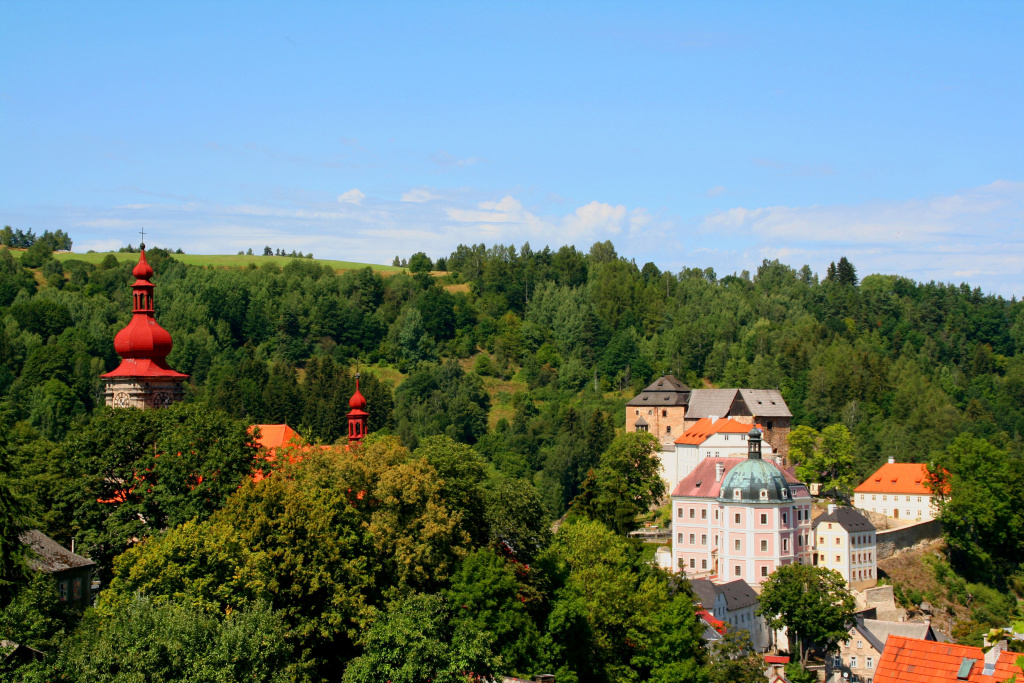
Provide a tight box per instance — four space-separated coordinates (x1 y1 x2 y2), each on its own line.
854 458 943 521
662 416 777 489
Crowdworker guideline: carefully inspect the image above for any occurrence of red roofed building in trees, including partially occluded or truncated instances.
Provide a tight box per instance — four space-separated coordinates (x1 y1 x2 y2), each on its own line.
853 458 948 522
102 245 188 409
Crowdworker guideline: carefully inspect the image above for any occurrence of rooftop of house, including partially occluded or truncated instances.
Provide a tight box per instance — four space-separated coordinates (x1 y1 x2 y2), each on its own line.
674 417 760 445
687 579 720 610
671 457 809 500
717 579 759 611
874 635 1022 682
855 461 949 495
626 374 691 407
685 389 740 419
854 617 935 652
814 506 876 533
250 423 301 450
19 530 95 573
736 388 793 418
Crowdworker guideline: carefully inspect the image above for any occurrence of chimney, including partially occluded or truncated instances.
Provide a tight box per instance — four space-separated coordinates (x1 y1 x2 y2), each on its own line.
828 503 836 515
715 462 725 482
984 639 1007 668
888 456 895 464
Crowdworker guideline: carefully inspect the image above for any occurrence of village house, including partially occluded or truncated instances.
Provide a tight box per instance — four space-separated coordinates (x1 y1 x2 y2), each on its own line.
670 429 814 584
689 578 772 652
828 615 937 683
19 530 95 608
853 458 942 521
626 375 792 461
873 635 1022 682
813 505 878 589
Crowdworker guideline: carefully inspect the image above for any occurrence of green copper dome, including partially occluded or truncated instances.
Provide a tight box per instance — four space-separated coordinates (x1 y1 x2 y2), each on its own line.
717 458 793 503
716 428 792 503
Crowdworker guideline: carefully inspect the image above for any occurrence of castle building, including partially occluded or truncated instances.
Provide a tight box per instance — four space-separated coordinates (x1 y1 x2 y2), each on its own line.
626 376 792 461
101 248 188 408
669 429 814 585
662 416 776 490
853 458 944 521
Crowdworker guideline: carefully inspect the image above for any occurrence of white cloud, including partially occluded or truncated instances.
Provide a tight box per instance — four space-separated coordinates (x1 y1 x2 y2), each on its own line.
563 201 628 237
401 188 441 203
338 188 365 205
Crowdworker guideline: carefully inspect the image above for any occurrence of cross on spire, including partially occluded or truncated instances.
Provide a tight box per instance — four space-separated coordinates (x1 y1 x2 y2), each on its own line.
139 227 146 250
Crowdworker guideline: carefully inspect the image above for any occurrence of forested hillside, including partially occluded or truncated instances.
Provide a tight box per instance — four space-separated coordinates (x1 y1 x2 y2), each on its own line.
2 234 1023 681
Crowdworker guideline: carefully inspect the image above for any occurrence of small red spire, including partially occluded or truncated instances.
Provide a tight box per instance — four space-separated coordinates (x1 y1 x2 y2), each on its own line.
347 373 369 447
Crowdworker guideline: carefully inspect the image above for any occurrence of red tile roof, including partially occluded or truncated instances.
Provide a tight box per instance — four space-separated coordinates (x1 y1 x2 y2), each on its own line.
874 635 1022 683
855 463 945 495
674 417 759 445
250 424 301 451
696 608 727 634
670 456 807 498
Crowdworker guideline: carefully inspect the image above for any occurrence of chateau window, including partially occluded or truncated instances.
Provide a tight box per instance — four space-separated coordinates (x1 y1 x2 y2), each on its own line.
761 566 768 577
715 510 719 520
906 509 911 518
918 496 922 502
733 489 741 500
735 513 741 524
662 409 667 417
677 507 684 518
689 534 695 544
882 495 887 502
690 558 696 569
735 565 742 576
760 540 768 551
783 538 789 552
689 508 695 519
835 555 841 563
767 421 774 430
701 559 707 569
759 489 768 500
735 539 742 551
782 513 788 524
701 509 707 520
701 534 707 545
715 535 719 546
850 656 857 669
760 514 767 524
724 434 729 441
867 657 873 669
666 425 671 434
872 495 876 501
677 533 684 543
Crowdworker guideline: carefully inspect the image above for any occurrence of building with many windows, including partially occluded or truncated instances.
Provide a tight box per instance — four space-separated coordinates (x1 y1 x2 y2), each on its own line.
813 505 878 590
670 429 813 585
853 459 943 521
662 416 777 489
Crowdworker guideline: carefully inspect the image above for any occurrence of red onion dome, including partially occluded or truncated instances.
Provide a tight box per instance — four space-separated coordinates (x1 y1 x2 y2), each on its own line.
113 316 174 359
133 250 154 279
349 377 367 411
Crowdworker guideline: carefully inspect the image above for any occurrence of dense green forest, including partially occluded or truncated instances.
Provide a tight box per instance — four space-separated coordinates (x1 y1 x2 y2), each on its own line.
2 234 1024 680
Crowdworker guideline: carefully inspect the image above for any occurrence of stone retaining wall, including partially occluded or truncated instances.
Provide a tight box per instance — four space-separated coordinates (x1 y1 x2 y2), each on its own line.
876 519 943 559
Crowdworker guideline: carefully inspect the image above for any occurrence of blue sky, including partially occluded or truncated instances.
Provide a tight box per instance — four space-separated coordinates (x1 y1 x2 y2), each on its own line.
2 2 1022 294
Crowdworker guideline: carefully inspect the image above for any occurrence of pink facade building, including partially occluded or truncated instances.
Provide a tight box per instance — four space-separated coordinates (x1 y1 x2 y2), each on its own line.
670 429 813 585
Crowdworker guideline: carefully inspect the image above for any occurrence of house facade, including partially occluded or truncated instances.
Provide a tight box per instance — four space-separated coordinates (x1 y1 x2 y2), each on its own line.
20 530 95 608
663 417 777 489
813 505 878 590
670 429 813 585
853 459 941 521
829 617 936 683
689 578 772 652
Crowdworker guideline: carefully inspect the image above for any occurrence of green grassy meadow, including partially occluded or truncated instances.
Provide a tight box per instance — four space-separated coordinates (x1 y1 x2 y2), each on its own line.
6 248 406 273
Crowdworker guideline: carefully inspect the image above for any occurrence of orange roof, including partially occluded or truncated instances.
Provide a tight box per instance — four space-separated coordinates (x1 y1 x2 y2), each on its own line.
855 462 946 495
250 424 301 451
674 417 759 445
875 635 1022 682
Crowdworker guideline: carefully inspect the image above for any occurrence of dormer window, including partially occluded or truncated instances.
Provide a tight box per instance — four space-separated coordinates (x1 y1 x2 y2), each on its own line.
759 489 768 500
733 489 742 500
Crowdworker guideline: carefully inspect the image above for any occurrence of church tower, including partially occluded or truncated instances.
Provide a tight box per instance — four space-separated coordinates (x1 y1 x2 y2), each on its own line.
102 246 188 408
347 373 368 447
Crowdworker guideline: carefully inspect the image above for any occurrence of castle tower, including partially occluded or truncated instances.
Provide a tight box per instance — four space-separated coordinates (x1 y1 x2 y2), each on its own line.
347 373 368 447
102 247 188 408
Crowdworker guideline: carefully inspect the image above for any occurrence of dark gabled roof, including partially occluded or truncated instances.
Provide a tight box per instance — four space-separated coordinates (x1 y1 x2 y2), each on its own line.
854 617 934 653
717 579 759 611
19 530 95 573
813 507 876 533
736 389 793 418
626 375 691 407
687 579 720 609
634 416 648 427
686 389 740 419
